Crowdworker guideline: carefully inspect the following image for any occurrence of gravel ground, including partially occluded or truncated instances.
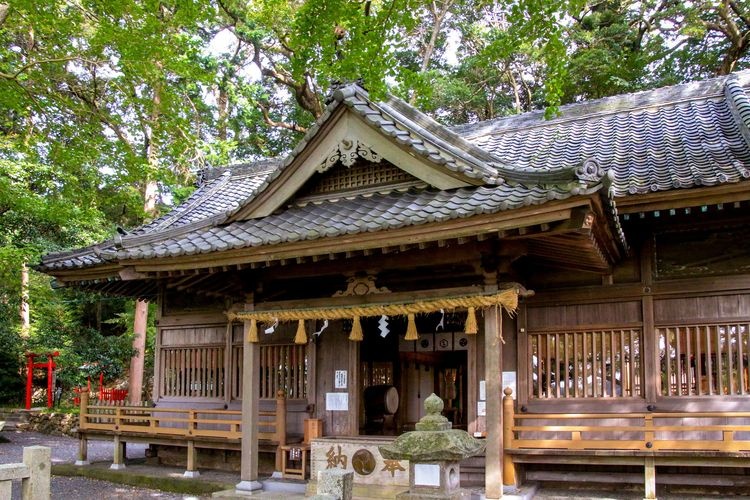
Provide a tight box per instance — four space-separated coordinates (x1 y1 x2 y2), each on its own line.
0 431 207 499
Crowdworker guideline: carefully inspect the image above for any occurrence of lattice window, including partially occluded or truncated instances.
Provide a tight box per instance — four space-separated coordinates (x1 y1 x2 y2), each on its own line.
302 159 418 196
528 329 643 399
160 346 225 399
259 344 308 400
658 323 750 396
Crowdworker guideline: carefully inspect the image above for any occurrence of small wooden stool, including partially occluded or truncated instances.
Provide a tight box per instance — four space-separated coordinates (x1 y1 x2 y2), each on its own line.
280 443 310 480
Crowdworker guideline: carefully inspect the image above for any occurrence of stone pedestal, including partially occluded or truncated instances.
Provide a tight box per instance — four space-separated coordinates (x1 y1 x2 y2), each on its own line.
396 461 471 500
379 394 484 500
317 468 353 500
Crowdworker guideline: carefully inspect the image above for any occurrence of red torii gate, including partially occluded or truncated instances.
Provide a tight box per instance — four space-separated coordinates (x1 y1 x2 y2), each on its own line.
25 351 59 410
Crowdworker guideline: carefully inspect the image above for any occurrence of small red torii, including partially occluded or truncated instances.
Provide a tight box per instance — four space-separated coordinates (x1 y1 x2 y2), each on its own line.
25 351 59 410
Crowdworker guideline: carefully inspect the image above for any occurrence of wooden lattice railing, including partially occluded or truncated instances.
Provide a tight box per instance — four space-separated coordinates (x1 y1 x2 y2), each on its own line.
657 322 749 396
78 391 287 444
528 328 643 399
503 388 750 454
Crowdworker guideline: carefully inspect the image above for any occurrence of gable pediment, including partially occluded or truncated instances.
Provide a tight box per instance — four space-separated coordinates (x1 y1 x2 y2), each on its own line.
230 85 502 221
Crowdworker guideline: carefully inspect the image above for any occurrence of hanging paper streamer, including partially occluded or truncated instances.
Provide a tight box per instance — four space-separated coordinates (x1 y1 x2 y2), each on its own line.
294 319 307 344
464 306 478 334
313 319 329 337
378 315 389 338
264 318 278 335
405 313 418 340
435 308 445 332
349 316 363 341
247 318 259 343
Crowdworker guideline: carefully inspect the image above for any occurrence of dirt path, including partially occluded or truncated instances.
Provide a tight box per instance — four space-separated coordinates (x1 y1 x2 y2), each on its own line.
0 430 206 499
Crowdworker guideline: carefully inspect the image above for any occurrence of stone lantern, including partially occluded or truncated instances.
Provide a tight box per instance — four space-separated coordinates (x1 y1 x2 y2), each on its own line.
379 393 485 499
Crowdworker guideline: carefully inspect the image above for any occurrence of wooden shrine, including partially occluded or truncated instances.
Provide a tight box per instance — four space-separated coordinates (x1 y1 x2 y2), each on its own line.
38 72 750 498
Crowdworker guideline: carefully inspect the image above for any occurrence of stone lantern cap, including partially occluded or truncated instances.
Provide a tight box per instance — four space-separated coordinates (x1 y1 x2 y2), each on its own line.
378 393 486 462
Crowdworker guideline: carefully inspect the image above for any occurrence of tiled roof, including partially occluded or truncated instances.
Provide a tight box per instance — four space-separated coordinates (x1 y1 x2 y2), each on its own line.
102 184 594 262
452 73 750 196
38 71 750 274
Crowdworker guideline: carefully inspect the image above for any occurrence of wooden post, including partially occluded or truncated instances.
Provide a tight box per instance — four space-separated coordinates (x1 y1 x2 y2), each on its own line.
502 387 516 486
644 456 656 499
237 298 262 493
275 390 287 472
485 304 503 499
21 445 51 500
75 435 89 466
184 440 199 478
78 391 89 430
111 434 125 470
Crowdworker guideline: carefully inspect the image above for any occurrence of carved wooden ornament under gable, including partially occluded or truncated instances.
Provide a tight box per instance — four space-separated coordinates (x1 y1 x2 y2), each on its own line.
333 275 391 297
318 138 383 173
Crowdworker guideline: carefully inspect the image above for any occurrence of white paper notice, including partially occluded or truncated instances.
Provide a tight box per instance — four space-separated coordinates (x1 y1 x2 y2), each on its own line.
479 380 486 401
477 401 486 416
414 463 440 486
326 392 348 411
335 370 347 389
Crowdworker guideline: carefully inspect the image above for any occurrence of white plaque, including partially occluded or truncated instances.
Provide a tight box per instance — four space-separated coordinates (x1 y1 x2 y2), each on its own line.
477 401 486 416
326 392 349 411
414 463 440 487
479 380 486 401
335 370 348 389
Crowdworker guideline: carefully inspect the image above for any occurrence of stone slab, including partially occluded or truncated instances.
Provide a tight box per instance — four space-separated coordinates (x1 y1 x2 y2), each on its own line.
311 437 409 489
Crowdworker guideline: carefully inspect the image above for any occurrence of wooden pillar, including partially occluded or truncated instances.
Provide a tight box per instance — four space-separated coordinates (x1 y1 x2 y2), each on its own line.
184 440 199 478
275 390 287 472
644 456 656 499
485 304 503 499
237 299 262 493
347 339 360 435
75 435 89 466
110 434 125 470
502 387 516 486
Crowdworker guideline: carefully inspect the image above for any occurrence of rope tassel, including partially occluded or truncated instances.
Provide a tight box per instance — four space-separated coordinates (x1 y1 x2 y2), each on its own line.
465 306 478 335
247 318 258 343
349 316 363 341
405 313 418 341
294 319 307 344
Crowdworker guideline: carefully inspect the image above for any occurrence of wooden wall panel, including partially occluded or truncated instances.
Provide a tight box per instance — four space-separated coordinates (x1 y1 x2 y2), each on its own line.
314 320 356 436
161 325 226 346
655 294 750 324
527 301 642 331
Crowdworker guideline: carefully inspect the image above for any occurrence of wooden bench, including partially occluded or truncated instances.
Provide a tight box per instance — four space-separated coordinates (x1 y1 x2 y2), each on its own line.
77 390 292 475
502 389 750 499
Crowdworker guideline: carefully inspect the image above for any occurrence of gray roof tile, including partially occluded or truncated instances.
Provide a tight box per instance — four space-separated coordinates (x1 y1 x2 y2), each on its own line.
453 73 750 197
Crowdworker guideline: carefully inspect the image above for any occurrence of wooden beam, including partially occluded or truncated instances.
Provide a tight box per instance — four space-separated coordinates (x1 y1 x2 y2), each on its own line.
615 182 750 214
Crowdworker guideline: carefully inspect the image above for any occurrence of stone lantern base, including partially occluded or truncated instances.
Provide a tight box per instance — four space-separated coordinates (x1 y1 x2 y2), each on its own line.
395 461 471 500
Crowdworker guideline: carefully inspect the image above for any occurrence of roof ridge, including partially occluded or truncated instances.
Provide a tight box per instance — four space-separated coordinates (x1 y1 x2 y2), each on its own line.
453 70 750 138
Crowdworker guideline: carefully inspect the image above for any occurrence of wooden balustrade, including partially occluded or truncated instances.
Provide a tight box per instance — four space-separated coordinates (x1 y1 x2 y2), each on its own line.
502 387 750 495
77 390 290 474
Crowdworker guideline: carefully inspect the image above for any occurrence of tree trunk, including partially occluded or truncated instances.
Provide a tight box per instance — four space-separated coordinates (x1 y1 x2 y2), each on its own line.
129 82 161 405
20 261 30 338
